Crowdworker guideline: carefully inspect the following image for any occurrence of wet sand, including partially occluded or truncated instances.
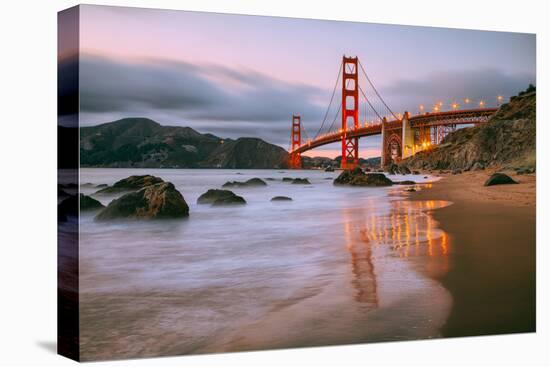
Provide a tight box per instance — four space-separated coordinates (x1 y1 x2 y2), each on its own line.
410 170 536 337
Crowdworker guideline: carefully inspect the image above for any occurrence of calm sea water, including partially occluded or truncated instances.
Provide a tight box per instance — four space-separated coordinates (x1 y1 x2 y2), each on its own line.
78 168 452 360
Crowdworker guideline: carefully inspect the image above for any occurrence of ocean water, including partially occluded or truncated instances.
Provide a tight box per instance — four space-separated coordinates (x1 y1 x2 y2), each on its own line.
78 168 452 360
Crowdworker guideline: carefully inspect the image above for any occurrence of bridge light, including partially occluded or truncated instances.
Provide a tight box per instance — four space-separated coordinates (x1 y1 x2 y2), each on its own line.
451 103 459 110
479 100 485 107
464 98 470 104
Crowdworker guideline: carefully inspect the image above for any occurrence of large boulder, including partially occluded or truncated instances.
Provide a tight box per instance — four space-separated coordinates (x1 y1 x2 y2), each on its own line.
484 173 518 186
80 194 105 211
222 178 267 188
95 175 164 194
197 189 246 205
95 182 189 220
212 195 246 206
334 168 393 187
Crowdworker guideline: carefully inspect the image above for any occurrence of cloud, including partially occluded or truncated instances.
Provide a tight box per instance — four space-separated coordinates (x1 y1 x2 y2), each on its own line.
74 55 535 151
381 68 535 112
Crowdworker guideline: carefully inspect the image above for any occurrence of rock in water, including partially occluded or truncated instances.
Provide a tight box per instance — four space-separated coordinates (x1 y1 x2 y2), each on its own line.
282 177 294 182
222 178 267 188
80 194 105 211
95 182 189 220
484 173 518 186
96 175 164 194
212 195 246 206
197 189 246 205
291 178 310 185
271 196 293 201
334 168 393 187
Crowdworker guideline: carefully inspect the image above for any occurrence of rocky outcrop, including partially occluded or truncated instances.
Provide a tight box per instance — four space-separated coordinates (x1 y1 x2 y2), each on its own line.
484 173 518 186
291 178 311 185
95 175 164 194
271 196 292 201
403 88 536 172
95 182 189 220
334 168 393 187
80 194 105 211
222 178 267 188
197 189 246 205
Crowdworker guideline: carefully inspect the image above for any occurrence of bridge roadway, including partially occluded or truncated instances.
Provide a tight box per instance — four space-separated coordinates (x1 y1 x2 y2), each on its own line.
291 108 497 155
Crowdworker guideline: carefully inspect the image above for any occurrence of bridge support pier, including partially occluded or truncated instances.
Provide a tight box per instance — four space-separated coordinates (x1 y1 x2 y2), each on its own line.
401 111 415 159
289 114 302 169
340 56 360 170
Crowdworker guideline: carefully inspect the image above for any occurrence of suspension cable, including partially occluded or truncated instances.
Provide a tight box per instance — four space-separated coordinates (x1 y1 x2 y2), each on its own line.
313 60 343 140
359 85 384 121
358 60 399 120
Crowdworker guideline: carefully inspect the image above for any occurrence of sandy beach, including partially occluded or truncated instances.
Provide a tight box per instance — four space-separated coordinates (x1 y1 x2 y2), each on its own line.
410 169 536 337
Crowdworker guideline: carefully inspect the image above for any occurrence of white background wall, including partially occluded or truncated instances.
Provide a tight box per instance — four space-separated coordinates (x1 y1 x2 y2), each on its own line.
0 0 548 366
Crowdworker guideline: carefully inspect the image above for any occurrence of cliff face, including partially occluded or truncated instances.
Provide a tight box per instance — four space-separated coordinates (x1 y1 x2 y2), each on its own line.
402 88 536 172
79 118 289 169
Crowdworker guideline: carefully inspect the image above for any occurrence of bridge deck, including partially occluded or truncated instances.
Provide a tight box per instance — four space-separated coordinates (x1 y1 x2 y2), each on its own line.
291 108 497 155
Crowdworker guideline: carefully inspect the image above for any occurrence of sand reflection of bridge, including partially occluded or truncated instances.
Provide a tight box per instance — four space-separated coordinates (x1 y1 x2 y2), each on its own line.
342 199 452 305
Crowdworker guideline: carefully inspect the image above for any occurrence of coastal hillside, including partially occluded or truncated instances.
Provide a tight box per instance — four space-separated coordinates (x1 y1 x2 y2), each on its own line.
80 118 289 169
199 137 289 169
402 86 536 172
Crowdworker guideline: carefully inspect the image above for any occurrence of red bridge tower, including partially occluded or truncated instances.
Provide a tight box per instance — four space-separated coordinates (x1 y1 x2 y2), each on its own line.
289 114 302 169
341 56 359 169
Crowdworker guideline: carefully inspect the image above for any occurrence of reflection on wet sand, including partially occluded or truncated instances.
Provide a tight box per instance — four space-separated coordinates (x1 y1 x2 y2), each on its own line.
342 199 452 310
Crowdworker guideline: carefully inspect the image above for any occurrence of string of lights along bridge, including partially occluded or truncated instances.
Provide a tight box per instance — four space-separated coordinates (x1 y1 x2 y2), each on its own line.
289 55 499 169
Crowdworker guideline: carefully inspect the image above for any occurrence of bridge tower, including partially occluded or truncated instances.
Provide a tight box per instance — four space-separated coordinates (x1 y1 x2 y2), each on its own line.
340 56 359 170
289 114 302 169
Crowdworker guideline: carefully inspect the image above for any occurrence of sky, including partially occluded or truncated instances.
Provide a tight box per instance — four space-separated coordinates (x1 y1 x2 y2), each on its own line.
69 4 536 158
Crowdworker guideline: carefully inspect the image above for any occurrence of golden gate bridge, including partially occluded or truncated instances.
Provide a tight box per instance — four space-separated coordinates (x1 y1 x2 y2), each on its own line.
289 56 499 169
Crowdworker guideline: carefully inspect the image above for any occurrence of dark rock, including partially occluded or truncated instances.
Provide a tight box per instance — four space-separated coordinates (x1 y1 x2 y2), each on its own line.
212 195 246 206
282 177 294 182
484 173 518 186
515 167 535 175
95 182 189 220
265 178 277 181
334 168 393 187
80 194 105 211
424 176 429 179
386 163 398 175
197 189 245 205
398 165 411 175
452 169 462 175
222 178 267 188
413 170 420 175
271 196 293 201
96 175 164 194
291 178 311 185
325 167 335 172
